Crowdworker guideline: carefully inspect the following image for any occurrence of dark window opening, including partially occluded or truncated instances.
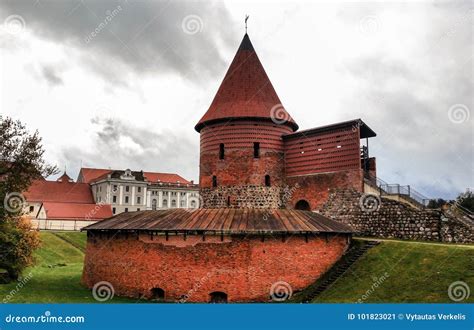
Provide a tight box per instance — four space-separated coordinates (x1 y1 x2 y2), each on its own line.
219 143 225 160
125 208 129 212
212 175 217 187
151 287 165 301
295 200 311 211
29 205 34 212
112 207 116 214
227 196 231 207
112 195 117 203
254 142 260 158
209 291 228 303
265 175 271 187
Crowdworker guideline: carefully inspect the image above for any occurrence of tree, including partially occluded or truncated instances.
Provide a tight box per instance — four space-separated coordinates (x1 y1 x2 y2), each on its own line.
0 116 57 281
456 190 474 213
427 198 447 209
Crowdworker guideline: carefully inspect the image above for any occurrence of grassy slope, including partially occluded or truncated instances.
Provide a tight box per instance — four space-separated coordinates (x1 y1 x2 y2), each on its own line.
0 232 133 303
0 232 472 303
314 239 474 303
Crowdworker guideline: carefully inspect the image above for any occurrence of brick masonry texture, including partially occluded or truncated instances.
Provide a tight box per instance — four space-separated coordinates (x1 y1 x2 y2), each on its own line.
285 170 363 210
82 233 350 302
201 186 283 209
320 189 474 244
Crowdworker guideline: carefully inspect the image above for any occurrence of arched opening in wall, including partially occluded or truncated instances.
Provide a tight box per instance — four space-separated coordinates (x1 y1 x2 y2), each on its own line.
190 200 197 208
152 199 157 210
265 175 271 187
150 287 165 301
295 200 311 211
171 200 177 208
209 291 228 303
212 175 217 187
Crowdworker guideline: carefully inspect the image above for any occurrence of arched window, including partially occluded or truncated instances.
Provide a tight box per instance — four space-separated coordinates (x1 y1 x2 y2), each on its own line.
151 288 165 301
152 199 157 210
190 200 197 208
163 199 168 208
171 200 177 208
295 200 311 211
212 176 217 187
254 142 260 158
219 143 225 160
209 291 228 303
265 175 271 187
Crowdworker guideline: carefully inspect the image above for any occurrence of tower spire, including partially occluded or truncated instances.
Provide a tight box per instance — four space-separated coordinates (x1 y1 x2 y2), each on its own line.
245 15 249 33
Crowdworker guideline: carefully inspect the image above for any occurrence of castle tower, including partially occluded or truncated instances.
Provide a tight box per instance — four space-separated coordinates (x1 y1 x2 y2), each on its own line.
195 33 298 208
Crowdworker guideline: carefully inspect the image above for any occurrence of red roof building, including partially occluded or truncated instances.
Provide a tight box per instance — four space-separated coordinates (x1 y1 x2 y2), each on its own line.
77 167 190 184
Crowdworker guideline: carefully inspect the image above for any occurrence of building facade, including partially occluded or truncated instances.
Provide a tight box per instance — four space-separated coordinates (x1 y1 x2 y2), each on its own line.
78 168 200 215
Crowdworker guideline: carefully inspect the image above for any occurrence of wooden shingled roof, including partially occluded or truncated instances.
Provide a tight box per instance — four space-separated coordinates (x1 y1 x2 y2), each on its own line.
82 209 353 234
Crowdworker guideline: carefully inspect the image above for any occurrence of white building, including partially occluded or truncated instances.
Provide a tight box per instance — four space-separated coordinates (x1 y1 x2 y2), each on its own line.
77 167 200 215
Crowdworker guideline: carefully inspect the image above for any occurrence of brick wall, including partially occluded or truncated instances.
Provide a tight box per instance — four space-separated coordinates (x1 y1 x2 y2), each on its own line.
285 170 363 210
320 189 474 243
82 233 350 302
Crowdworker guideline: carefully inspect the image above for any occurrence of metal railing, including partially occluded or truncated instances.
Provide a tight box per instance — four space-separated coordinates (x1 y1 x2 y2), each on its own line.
364 174 430 207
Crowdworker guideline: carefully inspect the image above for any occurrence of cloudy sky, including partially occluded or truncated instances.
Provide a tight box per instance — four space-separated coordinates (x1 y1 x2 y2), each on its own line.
0 0 472 199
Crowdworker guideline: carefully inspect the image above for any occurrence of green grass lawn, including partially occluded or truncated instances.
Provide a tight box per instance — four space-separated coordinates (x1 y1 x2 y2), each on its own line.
314 238 474 303
0 232 134 303
0 232 472 303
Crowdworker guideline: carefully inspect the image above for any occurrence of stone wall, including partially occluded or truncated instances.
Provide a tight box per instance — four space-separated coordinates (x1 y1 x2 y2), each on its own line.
320 189 474 244
82 233 350 302
200 185 283 208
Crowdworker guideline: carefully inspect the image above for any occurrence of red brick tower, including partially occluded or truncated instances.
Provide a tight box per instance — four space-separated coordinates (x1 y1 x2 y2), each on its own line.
195 34 298 208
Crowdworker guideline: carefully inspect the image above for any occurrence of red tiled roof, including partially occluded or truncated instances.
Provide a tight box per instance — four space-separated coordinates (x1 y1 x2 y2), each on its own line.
78 167 190 184
42 202 112 220
195 33 298 132
24 180 94 203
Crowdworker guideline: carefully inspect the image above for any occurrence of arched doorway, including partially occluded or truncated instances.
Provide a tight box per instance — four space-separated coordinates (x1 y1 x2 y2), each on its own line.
209 291 228 303
150 287 165 301
295 200 311 211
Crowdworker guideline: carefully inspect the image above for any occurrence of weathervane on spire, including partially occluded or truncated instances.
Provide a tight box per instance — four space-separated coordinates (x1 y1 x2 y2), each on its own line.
245 15 249 33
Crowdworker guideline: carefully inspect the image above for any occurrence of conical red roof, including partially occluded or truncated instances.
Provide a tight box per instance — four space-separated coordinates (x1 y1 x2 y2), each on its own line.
195 34 298 132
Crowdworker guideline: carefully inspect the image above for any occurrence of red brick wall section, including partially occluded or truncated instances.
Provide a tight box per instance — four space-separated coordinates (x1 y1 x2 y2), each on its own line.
286 169 363 210
82 233 349 302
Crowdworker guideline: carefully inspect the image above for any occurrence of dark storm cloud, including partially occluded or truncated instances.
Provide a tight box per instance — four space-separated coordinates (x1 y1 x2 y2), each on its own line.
338 2 473 198
61 117 199 182
0 0 237 85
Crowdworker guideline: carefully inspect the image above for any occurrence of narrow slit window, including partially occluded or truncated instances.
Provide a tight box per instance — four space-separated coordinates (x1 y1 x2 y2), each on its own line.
265 175 271 187
219 143 225 160
254 142 260 158
212 175 217 187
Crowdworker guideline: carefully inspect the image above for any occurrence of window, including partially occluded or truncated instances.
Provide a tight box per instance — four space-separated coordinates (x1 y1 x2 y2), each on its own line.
125 186 130 192
113 185 118 192
125 196 129 203
171 200 177 208
227 196 231 207
163 199 168 207
190 200 197 208
209 291 228 303
254 142 260 158
125 208 129 212
137 196 141 204
152 199 157 210
265 175 271 187
112 207 116 214
180 200 185 207
29 205 34 212
212 176 217 187
137 208 140 211
137 187 141 193
219 143 225 160
112 196 117 203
